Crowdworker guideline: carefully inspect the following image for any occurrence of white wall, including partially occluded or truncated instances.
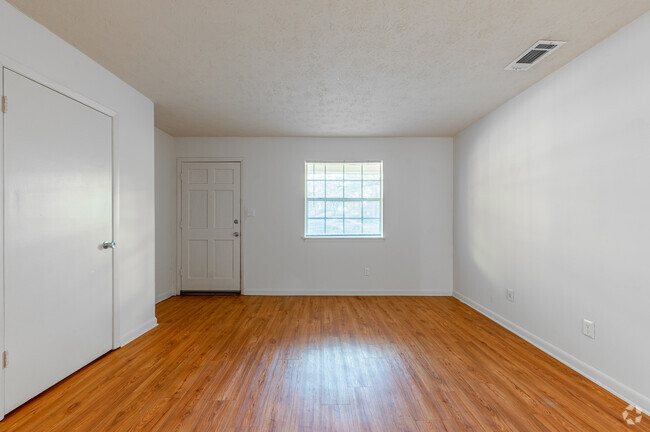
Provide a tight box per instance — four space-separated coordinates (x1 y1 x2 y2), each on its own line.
0 1 157 346
454 12 650 411
176 137 453 295
155 128 177 303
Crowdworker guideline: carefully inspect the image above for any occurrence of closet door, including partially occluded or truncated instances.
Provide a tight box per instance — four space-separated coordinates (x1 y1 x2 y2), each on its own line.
3 68 114 413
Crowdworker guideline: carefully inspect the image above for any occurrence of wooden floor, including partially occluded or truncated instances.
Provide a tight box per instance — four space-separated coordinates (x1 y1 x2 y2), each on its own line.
0 296 646 431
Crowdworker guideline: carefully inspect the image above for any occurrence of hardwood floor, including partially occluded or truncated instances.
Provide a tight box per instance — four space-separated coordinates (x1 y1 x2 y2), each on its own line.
0 296 646 431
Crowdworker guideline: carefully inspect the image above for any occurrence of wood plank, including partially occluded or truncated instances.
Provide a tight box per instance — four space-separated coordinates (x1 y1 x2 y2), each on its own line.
0 296 646 431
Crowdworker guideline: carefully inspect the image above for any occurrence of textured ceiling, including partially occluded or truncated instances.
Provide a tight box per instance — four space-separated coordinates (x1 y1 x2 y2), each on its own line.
8 0 650 137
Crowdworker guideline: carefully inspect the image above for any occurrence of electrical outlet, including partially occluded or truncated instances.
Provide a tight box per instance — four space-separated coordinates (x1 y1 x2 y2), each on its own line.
583 319 595 339
364 267 370 277
507 289 514 302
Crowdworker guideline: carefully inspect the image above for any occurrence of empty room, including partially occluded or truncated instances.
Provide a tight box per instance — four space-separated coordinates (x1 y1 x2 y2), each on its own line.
0 0 649 430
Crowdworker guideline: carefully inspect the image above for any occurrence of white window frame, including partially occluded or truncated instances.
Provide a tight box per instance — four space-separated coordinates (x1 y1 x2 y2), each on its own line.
304 161 384 239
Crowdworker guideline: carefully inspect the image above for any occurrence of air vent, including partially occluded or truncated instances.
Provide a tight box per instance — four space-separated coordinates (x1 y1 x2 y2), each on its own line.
535 43 559 50
505 40 566 71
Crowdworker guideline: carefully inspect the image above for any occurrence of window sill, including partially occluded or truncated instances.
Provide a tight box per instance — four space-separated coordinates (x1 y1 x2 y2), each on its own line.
301 236 385 241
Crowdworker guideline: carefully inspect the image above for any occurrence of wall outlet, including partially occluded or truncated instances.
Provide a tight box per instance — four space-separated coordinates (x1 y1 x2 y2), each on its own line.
364 267 370 277
583 319 595 339
507 289 515 302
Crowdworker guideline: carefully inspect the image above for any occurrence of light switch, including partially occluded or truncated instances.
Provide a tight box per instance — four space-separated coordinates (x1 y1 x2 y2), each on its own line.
247 208 256 217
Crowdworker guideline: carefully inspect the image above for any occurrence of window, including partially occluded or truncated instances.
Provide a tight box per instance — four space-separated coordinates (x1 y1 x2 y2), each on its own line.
305 162 383 237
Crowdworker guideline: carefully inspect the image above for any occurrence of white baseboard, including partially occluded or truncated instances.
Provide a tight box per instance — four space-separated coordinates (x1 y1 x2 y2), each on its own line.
155 290 174 304
119 317 158 347
242 289 452 296
453 291 650 414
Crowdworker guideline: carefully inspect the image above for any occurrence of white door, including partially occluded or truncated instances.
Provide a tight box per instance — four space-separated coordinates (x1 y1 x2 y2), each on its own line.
181 162 241 292
3 68 114 413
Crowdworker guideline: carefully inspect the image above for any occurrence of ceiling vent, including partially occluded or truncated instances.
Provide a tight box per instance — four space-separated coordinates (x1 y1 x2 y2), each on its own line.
505 40 566 71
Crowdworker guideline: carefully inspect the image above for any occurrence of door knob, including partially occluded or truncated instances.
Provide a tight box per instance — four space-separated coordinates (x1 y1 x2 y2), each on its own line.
232 232 240 237
102 241 116 249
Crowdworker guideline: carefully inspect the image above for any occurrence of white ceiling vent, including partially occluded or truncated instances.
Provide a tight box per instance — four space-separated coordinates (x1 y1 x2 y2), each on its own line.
505 40 566 71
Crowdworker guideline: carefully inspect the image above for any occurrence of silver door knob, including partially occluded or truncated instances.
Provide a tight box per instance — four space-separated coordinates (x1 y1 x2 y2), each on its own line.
102 241 116 249
232 232 240 237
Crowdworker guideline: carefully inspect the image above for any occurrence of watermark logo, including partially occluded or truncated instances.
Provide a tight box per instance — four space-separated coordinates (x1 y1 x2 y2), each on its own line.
622 405 643 425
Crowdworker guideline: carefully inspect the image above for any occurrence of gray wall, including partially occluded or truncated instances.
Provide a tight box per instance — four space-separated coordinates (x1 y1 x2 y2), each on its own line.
155 128 177 302
453 11 650 411
174 137 454 295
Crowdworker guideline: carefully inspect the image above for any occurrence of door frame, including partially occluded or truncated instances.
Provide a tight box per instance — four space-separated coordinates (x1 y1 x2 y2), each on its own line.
0 58 121 419
176 158 245 295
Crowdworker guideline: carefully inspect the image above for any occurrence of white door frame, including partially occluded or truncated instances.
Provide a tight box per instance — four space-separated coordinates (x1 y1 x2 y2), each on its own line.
176 158 245 295
0 58 121 419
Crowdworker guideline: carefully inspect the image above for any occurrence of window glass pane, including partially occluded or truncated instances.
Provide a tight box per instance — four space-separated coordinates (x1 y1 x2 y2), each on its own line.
307 201 325 218
363 163 381 180
326 164 344 180
363 219 381 234
363 201 381 218
312 163 325 180
344 219 362 234
307 219 325 235
307 180 325 198
326 201 344 218
344 201 362 218
325 219 344 235
305 161 382 237
344 181 361 198
363 181 381 198
326 180 344 198
307 163 326 180
344 164 362 180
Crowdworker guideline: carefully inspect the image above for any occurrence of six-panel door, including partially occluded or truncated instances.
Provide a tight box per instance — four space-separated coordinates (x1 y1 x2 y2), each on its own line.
181 162 241 292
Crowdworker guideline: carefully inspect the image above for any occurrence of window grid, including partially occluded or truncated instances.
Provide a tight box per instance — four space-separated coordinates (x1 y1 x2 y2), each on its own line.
305 162 383 237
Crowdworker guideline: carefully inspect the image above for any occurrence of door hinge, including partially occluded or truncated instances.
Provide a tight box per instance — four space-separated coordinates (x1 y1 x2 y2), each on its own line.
1 96 7 113
2 351 7 369
179 220 184 229
179 268 183 277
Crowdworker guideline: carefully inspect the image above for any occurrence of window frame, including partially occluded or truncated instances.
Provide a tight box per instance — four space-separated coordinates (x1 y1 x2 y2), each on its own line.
303 160 384 239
